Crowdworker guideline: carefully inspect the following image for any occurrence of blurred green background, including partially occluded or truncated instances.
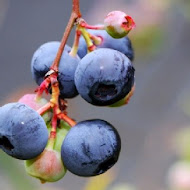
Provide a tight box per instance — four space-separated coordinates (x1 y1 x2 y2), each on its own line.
0 0 190 189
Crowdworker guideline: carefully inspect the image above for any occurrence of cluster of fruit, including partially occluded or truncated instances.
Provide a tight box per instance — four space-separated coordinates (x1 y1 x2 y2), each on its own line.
0 10 135 183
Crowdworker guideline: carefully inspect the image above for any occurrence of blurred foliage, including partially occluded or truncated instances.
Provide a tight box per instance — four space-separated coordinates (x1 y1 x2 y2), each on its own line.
83 171 114 190
83 171 136 190
110 183 136 190
174 128 190 161
131 25 165 60
0 151 37 190
178 90 190 118
177 0 190 20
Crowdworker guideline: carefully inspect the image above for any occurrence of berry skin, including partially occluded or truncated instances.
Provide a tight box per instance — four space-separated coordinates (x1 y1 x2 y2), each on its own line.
0 103 48 160
104 11 135 38
77 29 134 61
31 41 80 99
75 48 135 106
61 119 121 177
18 94 52 122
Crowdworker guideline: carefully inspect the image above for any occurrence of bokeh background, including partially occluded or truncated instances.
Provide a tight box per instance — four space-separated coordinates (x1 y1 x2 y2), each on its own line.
0 0 190 190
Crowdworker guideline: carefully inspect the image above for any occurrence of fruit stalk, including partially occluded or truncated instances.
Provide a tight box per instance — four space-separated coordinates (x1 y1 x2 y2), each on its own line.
37 102 51 115
69 29 82 57
57 113 76 127
47 112 57 149
80 22 104 30
79 27 96 52
72 0 81 16
35 77 51 99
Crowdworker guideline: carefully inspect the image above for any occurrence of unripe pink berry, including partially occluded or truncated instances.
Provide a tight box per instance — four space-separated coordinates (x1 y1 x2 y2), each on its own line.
25 148 67 183
104 11 135 39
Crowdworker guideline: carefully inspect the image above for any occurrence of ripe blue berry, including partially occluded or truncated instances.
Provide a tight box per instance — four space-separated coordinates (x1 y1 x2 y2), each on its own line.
31 41 80 99
77 29 134 61
61 119 121 177
0 103 48 160
75 48 135 106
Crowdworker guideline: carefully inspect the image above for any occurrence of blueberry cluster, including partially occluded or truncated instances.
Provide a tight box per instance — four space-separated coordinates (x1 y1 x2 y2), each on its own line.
0 10 135 183
31 30 135 107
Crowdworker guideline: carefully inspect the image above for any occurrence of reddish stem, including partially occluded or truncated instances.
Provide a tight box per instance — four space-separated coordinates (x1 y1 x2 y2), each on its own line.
35 77 51 99
37 102 51 115
80 23 104 30
89 34 102 45
69 29 82 57
72 0 81 16
51 0 81 71
36 0 81 130
50 112 58 139
50 74 61 116
58 113 76 127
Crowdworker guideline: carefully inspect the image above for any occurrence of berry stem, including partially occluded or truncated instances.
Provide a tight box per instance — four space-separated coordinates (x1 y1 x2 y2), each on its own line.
80 23 105 30
72 0 81 16
80 27 96 52
58 113 76 127
89 33 102 46
37 102 51 115
51 0 81 72
35 77 51 99
36 0 80 130
49 74 60 113
46 111 57 150
51 112 57 135
69 29 82 57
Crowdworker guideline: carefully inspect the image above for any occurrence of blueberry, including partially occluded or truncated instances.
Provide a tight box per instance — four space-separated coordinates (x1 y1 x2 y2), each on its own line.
0 103 48 160
61 119 121 177
77 29 134 61
31 41 80 98
75 48 135 106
